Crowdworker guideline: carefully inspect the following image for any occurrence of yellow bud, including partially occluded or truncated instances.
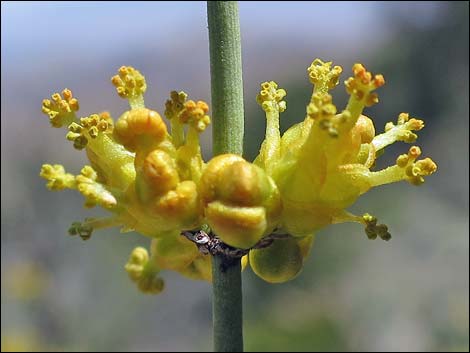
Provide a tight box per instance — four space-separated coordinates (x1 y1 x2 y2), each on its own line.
131 247 148 264
217 161 266 206
353 115 375 143
154 180 202 229
39 164 76 190
199 154 245 203
125 247 149 280
249 237 303 283
114 108 167 152
125 246 164 294
205 201 267 249
199 154 282 249
142 149 179 195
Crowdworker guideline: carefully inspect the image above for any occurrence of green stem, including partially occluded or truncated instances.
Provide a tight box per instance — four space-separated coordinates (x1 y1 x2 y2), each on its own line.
211 256 243 352
207 1 244 352
208 1 245 156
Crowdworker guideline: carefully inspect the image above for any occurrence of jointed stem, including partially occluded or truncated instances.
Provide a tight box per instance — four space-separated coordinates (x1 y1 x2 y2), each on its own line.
207 1 245 352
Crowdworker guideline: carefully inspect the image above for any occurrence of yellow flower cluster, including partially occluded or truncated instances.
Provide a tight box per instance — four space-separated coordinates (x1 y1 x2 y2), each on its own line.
40 59 437 291
254 59 437 242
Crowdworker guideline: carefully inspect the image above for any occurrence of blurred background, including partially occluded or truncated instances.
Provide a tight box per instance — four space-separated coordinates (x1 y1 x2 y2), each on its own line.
1 1 468 351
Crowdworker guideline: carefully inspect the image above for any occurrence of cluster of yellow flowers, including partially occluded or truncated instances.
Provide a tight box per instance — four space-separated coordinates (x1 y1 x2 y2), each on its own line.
40 59 437 292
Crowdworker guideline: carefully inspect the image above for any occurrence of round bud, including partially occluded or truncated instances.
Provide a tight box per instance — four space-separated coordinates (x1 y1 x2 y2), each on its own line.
114 108 167 152
216 161 267 206
199 154 282 249
249 237 303 283
154 180 202 229
205 202 267 249
353 114 375 143
142 149 179 195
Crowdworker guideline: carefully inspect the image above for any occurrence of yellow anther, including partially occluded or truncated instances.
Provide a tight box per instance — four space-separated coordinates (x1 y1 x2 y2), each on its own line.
345 63 385 107
396 154 409 168
307 58 343 93
384 122 395 132
384 113 424 143
397 112 409 125
39 164 76 190
306 93 340 137
256 81 287 113
307 93 337 120
88 126 99 138
98 111 114 127
179 100 211 132
41 89 79 128
372 113 426 152
394 113 424 132
406 158 437 186
164 90 188 121
164 91 190 147
125 247 164 295
75 166 117 208
408 145 422 159
111 66 147 99
65 113 113 150
125 247 149 280
395 146 437 185
80 165 97 179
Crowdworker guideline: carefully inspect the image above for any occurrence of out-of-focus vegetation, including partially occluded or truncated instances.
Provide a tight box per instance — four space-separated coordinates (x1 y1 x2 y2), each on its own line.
2 2 468 352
